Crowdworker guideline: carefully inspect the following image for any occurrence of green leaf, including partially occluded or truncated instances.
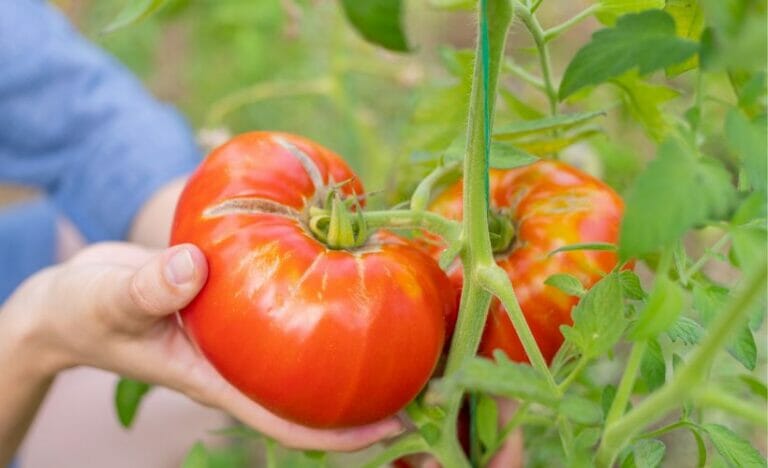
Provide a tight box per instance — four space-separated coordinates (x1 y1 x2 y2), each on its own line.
612 71 680 141
515 127 602 156
494 111 606 140
619 270 647 300
631 275 684 340
487 142 539 169
549 242 618 256
619 138 736 259
632 439 666 468
545 273 587 298
703 424 767 468
666 316 704 345
664 0 705 75
596 0 664 26
560 394 603 426
115 378 151 428
103 0 169 33
500 89 546 120
182 442 208 468
640 338 666 391
725 108 767 192
738 374 768 401
694 284 758 370
445 138 539 169
476 395 499 450
561 272 626 358
431 354 560 406
560 11 698 99
339 0 409 52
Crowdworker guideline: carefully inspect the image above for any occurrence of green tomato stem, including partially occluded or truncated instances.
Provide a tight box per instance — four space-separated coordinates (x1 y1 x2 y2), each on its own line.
557 353 589 393
603 340 647 428
543 4 601 42
503 59 546 91
595 261 768 467
695 387 768 427
410 161 462 212
515 2 558 116
361 209 461 241
480 401 530 467
477 265 560 394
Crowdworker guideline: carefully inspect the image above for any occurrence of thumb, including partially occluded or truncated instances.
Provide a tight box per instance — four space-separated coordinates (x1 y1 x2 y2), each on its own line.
110 244 208 325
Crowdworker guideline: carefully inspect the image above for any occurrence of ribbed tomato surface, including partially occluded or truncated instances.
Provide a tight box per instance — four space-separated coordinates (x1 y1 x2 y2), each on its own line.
172 132 452 427
427 161 624 363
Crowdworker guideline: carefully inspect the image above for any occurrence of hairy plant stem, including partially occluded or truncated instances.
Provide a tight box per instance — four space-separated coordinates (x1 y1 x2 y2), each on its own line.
595 261 768 466
410 161 462 212
543 4 600 42
695 387 768 427
515 2 558 116
361 209 461 241
603 340 647 427
435 1 513 466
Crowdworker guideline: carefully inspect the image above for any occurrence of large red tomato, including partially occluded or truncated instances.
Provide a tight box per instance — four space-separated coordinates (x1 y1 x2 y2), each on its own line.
171 132 453 428
427 161 624 363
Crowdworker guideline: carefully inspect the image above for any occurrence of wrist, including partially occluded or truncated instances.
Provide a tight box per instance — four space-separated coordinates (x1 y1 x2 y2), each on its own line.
0 274 72 381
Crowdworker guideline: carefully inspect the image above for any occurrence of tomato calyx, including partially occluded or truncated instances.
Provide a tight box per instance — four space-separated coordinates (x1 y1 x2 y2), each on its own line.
488 210 515 254
308 189 369 250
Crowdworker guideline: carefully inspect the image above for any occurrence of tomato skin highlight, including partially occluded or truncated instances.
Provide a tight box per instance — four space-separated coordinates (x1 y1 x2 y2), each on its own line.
427 161 625 363
171 132 452 428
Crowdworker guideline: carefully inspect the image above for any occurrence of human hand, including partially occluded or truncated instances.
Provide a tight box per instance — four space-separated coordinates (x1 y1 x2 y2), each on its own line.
0 242 403 452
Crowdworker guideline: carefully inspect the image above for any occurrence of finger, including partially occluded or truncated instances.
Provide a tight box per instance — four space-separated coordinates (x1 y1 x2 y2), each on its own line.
206 379 404 451
106 244 208 323
69 242 156 267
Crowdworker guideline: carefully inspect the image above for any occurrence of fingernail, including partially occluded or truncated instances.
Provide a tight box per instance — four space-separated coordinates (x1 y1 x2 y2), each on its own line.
165 248 196 285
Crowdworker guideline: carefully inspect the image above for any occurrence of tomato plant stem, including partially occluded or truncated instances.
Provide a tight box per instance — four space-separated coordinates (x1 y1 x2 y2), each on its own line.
477 265 559 393
361 209 461 241
515 3 558 116
557 353 589 392
603 340 647 428
695 387 768 427
543 4 600 42
596 261 768 466
410 161 462 212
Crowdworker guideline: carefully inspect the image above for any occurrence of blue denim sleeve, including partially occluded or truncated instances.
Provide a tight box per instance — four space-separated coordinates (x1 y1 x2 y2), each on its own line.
0 199 56 301
0 0 201 243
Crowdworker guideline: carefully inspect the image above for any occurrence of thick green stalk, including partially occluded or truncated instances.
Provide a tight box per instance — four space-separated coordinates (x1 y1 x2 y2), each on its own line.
596 262 768 466
443 0 513 377
437 1 513 466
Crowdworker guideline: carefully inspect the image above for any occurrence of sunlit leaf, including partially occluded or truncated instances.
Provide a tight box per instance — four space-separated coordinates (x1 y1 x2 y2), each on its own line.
665 0 705 75
596 0 664 26
560 11 698 99
619 270 647 300
612 71 679 141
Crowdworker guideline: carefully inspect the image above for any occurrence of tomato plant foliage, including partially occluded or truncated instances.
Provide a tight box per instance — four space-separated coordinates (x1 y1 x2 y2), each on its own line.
105 0 766 466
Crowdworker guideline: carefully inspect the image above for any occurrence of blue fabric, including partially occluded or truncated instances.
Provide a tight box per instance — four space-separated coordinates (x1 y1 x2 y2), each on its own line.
0 199 57 301
0 0 201 299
